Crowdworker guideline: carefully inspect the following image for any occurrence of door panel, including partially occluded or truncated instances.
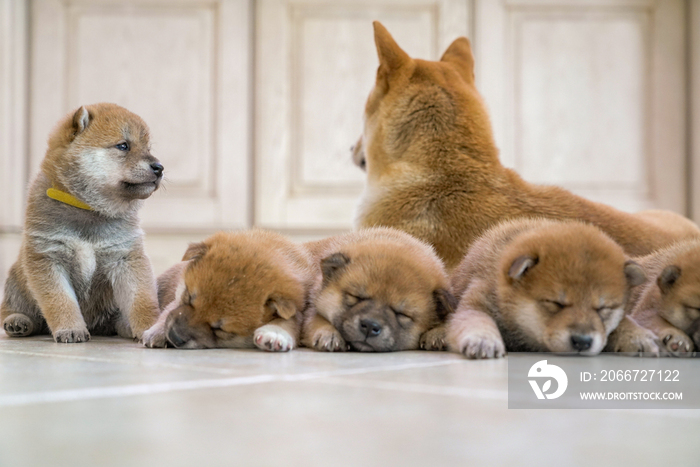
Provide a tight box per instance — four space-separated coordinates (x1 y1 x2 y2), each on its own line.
475 0 686 213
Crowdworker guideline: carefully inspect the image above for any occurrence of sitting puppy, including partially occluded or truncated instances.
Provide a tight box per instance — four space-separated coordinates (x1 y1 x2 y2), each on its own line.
1 103 163 342
302 228 455 352
446 218 646 359
607 239 700 357
143 230 316 351
354 22 699 271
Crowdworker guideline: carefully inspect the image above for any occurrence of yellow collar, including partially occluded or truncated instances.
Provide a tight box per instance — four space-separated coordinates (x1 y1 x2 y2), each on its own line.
46 187 93 211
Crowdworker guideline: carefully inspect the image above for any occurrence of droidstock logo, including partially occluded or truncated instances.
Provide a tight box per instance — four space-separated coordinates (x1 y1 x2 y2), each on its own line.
528 360 568 400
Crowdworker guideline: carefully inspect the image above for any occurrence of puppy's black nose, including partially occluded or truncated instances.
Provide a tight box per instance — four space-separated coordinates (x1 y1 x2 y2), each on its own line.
360 318 382 337
150 162 164 177
571 334 593 351
167 326 188 348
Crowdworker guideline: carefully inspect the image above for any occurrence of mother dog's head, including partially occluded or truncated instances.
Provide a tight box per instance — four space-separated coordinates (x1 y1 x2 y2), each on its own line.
353 22 498 177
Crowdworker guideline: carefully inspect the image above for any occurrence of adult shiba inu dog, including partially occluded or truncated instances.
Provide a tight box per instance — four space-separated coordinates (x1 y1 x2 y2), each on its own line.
446 218 646 359
607 239 700 357
1 103 163 342
353 22 699 271
143 230 316 351
302 228 455 352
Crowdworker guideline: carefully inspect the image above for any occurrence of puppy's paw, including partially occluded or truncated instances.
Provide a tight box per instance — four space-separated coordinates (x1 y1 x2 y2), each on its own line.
142 322 167 348
254 324 295 352
3 313 34 337
454 329 506 359
419 326 446 351
661 329 694 357
53 327 90 343
311 327 346 352
610 330 660 357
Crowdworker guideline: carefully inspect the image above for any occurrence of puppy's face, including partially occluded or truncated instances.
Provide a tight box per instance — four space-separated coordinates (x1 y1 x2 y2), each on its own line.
354 22 494 175
315 246 453 352
44 103 163 216
498 226 645 355
164 232 304 349
655 247 700 333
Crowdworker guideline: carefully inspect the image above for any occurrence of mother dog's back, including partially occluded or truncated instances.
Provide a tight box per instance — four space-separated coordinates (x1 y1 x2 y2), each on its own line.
354 22 699 270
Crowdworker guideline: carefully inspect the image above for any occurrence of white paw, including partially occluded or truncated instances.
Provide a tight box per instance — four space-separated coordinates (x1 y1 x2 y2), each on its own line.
53 327 91 344
142 322 167 348
454 329 506 359
254 325 295 352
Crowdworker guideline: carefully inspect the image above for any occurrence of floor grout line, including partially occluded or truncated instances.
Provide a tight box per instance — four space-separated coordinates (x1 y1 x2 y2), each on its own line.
0 359 465 408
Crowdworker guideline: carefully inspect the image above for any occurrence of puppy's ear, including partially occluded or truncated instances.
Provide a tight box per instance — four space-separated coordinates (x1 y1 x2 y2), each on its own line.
266 296 298 320
72 106 92 137
440 37 475 83
321 253 350 285
508 255 538 281
182 242 208 262
657 265 680 294
373 21 410 75
433 289 457 320
624 260 647 288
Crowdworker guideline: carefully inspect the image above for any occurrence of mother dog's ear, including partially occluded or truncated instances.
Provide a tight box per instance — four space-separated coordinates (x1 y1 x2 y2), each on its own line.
434 289 457 320
182 242 208 262
373 21 410 75
440 37 475 83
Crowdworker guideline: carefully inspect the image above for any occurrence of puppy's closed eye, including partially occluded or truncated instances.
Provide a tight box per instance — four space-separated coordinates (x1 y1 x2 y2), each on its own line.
392 309 413 327
344 293 368 307
540 299 567 313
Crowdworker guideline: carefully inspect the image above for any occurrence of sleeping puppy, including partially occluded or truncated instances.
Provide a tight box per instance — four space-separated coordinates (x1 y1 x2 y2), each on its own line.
607 239 700 357
446 218 646 359
302 228 456 352
142 230 316 351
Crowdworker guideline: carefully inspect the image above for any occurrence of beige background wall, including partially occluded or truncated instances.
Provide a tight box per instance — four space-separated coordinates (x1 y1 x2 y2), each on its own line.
1 0 700 287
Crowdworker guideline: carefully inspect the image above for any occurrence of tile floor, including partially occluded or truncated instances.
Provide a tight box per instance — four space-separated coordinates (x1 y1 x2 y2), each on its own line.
0 330 698 467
